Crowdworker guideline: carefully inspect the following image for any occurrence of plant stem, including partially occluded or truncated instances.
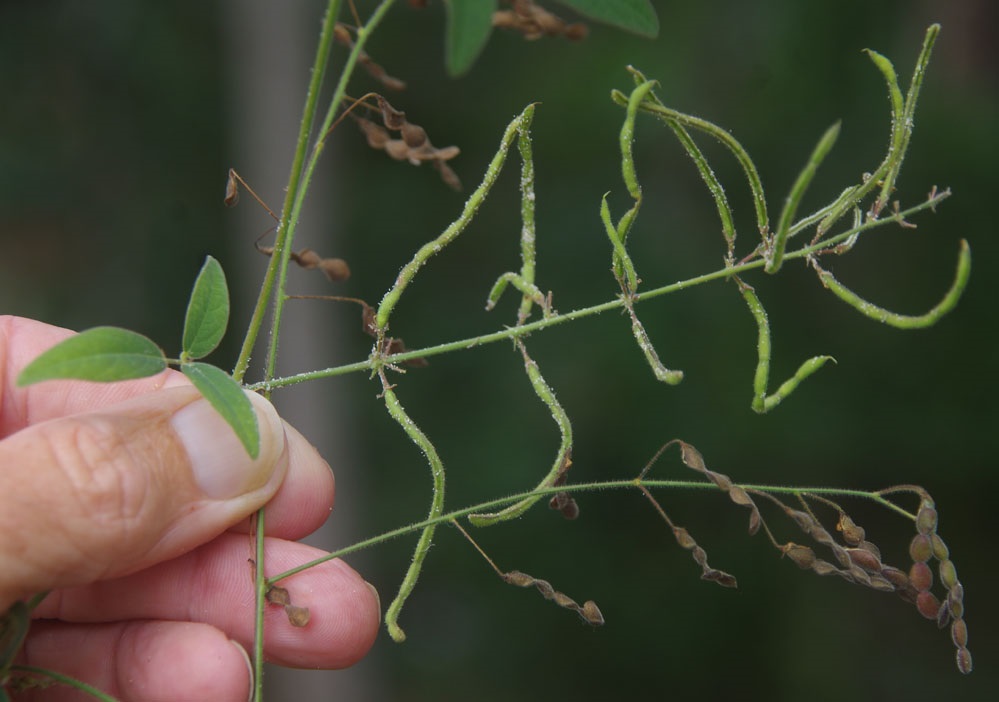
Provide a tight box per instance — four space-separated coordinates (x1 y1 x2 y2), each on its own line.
266 478 913 583
247 188 948 392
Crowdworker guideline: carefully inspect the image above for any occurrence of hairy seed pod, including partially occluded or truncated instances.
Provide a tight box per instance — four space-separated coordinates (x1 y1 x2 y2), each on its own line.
949 582 964 605
858 541 882 560
916 591 940 620
950 619 968 648
320 257 351 282
938 559 959 590
727 486 753 506
956 646 973 674
916 504 938 535
285 605 311 628
673 527 697 550
867 574 896 593
947 592 964 620
930 534 949 561
783 543 816 569
502 571 534 588
266 585 291 606
691 546 708 566
581 600 604 626
846 547 882 573
836 514 866 545
786 509 816 533
552 591 576 608
909 533 932 562
936 599 952 629
811 559 838 577
908 561 933 592
880 566 909 589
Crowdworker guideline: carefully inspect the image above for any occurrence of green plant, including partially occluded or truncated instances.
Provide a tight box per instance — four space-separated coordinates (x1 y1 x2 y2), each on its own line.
1 2 976 699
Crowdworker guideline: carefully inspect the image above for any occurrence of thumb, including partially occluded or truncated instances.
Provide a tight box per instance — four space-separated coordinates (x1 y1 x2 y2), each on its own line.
0 386 287 609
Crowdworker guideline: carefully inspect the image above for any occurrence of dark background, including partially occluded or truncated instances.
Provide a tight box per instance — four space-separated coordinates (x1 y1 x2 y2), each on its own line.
1 1 996 700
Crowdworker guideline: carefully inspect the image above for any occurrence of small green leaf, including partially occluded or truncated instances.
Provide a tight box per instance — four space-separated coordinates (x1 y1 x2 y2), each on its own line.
554 0 659 38
17 327 167 386
182 256 230 361
181 361 260 458
444 0 497 76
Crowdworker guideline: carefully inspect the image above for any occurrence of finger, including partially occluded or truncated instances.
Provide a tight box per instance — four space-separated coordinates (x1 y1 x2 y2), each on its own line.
0 387 288 611
14 620 251 702
35 534 380 669
1 315 335 542
0 316 189 437
229 421 335 540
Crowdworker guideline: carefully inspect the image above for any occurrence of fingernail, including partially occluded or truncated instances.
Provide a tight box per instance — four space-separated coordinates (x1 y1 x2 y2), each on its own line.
366 581 382 625
171 390 286 499
229 639 254 702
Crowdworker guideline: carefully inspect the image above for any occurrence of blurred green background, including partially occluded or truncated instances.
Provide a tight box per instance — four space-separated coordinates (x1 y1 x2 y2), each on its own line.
1 1 996 700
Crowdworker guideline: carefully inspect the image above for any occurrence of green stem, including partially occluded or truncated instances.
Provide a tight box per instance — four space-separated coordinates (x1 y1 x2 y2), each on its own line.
246 188 948 392
266 478 914 584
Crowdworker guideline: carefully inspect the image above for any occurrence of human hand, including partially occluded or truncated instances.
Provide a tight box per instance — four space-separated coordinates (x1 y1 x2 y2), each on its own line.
0 316 380 701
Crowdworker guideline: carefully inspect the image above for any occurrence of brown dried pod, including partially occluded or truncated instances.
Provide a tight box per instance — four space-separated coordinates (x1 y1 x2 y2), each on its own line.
857 540 882 560
915 590 941 620
319 257 351 282
785 508 818 534
845 547 883 573
285 604 311 628
401 121 428 148
292 248 323 269
357 117 391 148
956 646 973 674
377 96 407 130
916 504 939 535
811 559 840 577
908 561 933 592
678 441 706 472
672 527 697 550
224 170 240 207
384 139 411 161
880 566 910 589
502 570 535 588
950 619 968 648
782 542 816 570
836 513 866 545
434 159 462 191
265 585 292 607
909 533 933 563
701 569 738 588
581 600 604 626
936 599 952 629
866 574 897 593
938 559 959 590
727 486 753 506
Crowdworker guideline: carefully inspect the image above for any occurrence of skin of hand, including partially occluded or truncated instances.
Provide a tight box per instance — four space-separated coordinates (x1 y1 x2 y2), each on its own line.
0 316 380 701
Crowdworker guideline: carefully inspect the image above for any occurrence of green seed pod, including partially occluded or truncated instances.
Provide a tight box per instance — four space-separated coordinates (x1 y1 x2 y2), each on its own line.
909 534 932 563
908 561 933 592
956 646 973 675
950 619 968 648
916 504 938 535
938 559 959 590
947 590 964 620
915 591 940 620
930 534 949 561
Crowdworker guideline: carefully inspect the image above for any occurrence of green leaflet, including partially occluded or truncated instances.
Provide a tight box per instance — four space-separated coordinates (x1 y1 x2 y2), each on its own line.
181 361 260 459
182 255 230 361
443 0 497 76
554 0 659 37
16 327 167 386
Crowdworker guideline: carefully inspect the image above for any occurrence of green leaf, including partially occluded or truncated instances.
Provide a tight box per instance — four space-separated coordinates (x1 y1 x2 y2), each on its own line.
444 0 497 76
182 255 229 361
17 327 167 386
181 361 260 458
554 0 659 37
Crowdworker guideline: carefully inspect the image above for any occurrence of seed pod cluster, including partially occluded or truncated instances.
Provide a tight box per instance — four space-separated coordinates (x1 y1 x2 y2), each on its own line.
492 0 588 41
904 498 972 674
333 23 405 90
266 585 311 628
673 441 762 536
256 243 351 283
501 570 604 626
355 95 461 190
